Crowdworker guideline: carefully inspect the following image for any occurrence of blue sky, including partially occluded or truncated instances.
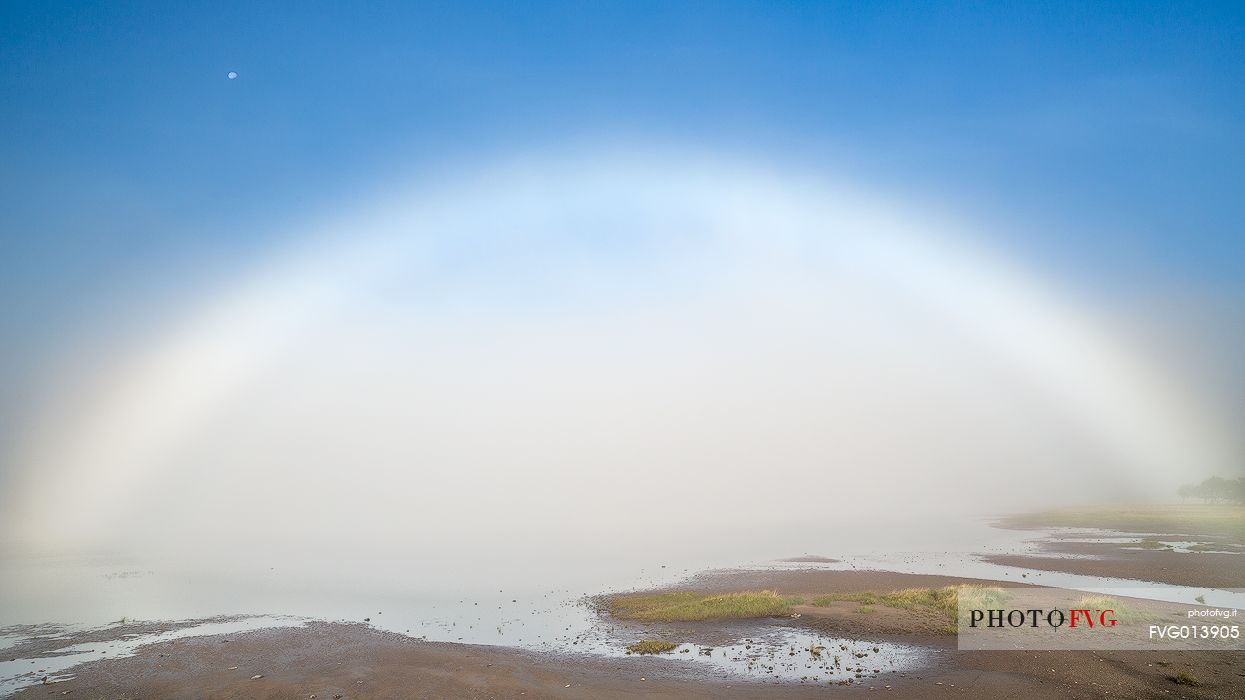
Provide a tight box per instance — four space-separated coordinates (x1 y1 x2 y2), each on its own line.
2 1 1243 404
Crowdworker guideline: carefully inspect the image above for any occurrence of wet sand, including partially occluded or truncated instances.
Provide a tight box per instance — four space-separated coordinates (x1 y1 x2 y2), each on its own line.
984 504 1244 588
15 569 1244 699
11 510 1243 698
15 619 1244 700
984 543 1244 589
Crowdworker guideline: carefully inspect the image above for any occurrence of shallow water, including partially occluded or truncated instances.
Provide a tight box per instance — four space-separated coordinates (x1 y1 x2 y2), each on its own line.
579 625 928 685
2 518 1241 697
0 516 1017 630
0 616 304 696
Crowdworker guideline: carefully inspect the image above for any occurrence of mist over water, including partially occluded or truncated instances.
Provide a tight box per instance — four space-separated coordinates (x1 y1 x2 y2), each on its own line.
0 153 1234 630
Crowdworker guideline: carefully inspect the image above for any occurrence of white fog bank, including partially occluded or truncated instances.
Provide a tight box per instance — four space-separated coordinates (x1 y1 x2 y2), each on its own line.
2 151 1234 561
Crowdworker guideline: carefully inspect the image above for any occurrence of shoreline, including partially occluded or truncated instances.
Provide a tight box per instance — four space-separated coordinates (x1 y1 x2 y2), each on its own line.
7 507 1245 698
15 594 1242 699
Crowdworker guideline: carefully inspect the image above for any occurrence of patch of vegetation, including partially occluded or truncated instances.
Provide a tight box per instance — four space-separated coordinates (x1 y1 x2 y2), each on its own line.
813 586 958 616
607 590 804 622
874 586 959 615
957 585 1012 611
1195 594 1206 604
626 640 678 654
1170 671 1201 687
814 591 880 606
1073 595 1155 624
813 585 1009 633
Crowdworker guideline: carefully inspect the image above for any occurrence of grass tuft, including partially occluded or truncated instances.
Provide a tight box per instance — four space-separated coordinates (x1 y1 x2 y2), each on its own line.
1170 671 1201 687
813 586 961 616
1073 595 1155 624
813 585 1009 633
626 640 678 654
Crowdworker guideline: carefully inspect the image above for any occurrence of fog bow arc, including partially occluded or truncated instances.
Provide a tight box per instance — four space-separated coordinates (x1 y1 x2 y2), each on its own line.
5 152 1231 552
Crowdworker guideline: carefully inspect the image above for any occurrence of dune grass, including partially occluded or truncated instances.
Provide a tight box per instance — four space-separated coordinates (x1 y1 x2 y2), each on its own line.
1073 594 1155 624
1170 671 1201 687
608 585 1015 631
626 640 678 654
813 586 961 616
607 590 803 622
812 585 1010 633
957 585 1012 611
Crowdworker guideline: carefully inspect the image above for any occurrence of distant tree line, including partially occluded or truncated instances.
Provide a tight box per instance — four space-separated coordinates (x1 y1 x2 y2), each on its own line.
1177 476 1245 504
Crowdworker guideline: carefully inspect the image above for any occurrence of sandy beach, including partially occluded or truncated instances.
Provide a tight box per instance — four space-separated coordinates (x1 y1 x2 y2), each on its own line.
984 545 1243 590
12 565 1244 700
6 506 1243 699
